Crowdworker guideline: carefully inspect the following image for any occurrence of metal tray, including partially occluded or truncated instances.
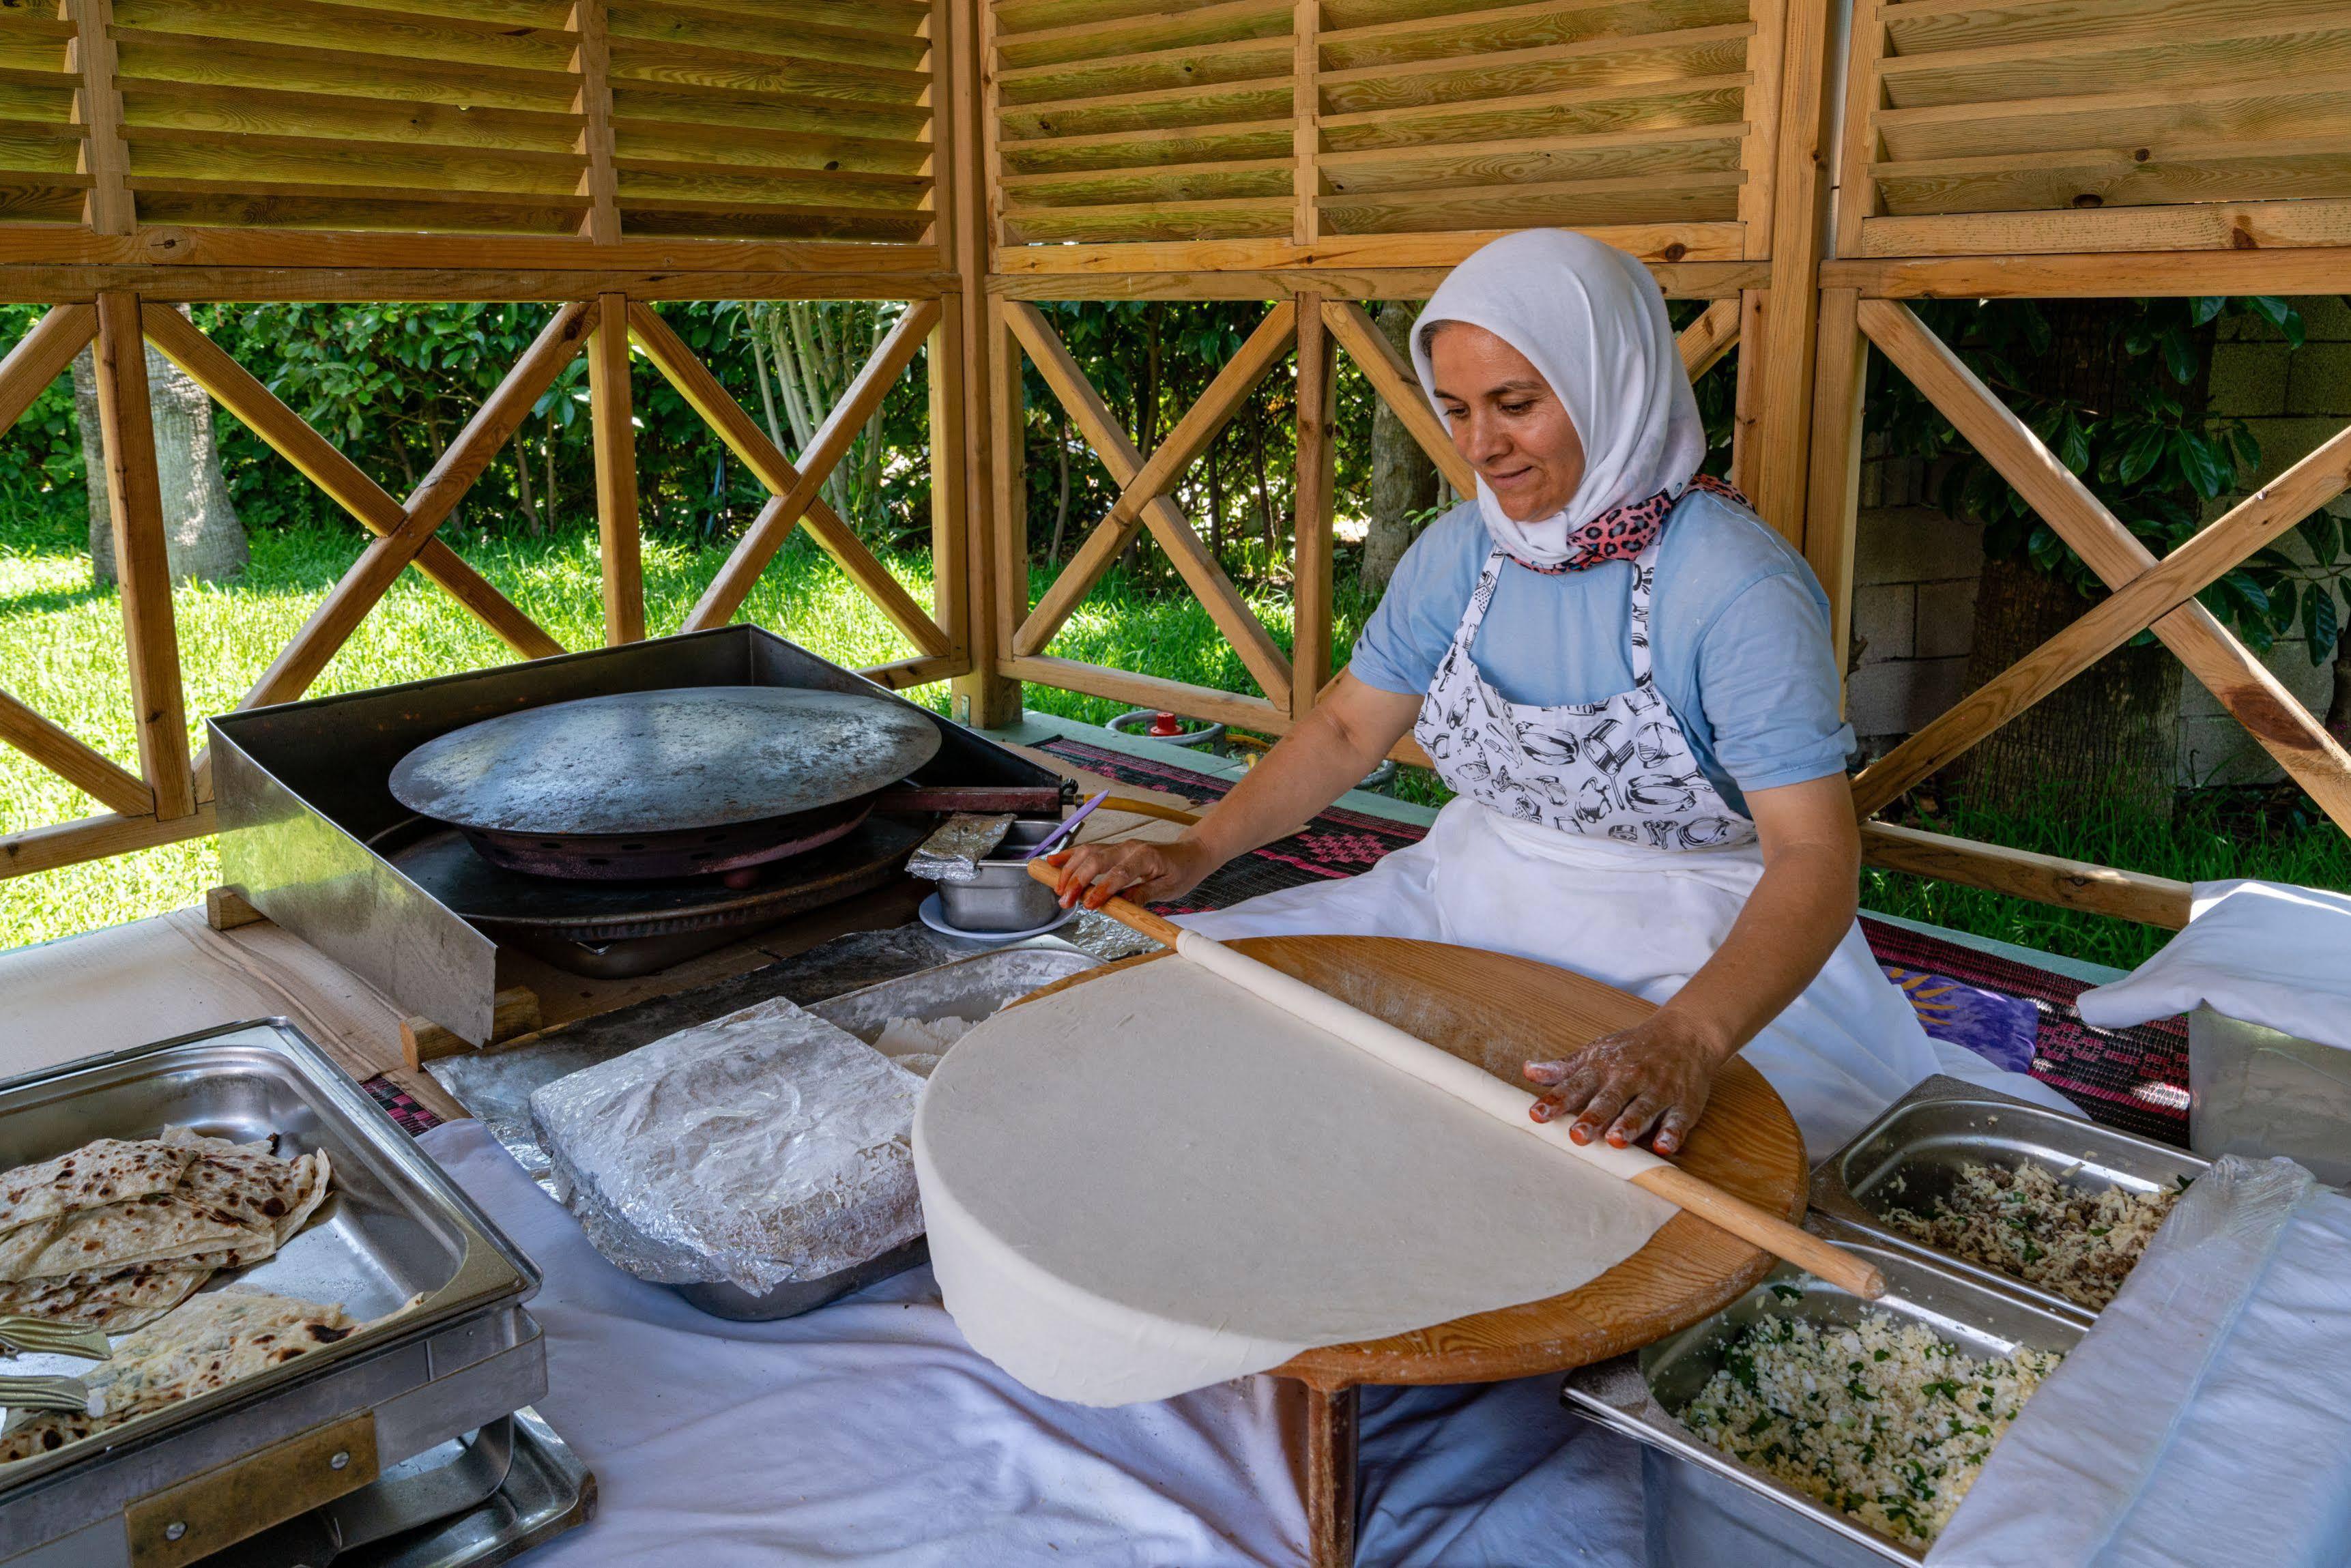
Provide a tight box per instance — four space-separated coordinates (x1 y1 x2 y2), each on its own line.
0 1021 545 1567
1810 1073 2208 1320
1563 1226 2086 1566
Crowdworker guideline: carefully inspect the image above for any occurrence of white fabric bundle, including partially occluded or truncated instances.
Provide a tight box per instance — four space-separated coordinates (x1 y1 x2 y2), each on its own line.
1929 1155 2351 1568
1409 229 1706 566
2077 880 2351 1049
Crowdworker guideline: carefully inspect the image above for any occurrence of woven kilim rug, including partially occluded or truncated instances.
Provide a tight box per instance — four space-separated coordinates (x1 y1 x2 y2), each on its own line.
1033 735 2193 1147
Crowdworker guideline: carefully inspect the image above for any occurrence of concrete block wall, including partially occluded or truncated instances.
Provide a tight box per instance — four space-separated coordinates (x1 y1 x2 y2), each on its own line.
1845 300 2348 783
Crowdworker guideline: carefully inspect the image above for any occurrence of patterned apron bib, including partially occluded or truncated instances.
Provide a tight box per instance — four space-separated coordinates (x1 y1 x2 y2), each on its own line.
1411 538 1757 852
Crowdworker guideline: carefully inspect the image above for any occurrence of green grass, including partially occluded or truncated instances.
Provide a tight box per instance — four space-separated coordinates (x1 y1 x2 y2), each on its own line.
3 508 2346 972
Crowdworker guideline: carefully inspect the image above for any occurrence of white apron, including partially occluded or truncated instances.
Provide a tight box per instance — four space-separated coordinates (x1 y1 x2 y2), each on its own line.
1185 542 2077 1155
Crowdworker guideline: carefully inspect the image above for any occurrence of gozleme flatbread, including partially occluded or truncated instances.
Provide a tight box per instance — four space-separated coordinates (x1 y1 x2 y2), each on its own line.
0 1289 359 1464
0 1262 214 1334
0 1139 196 1234
180 1148 331 1246
5 1195 263 1284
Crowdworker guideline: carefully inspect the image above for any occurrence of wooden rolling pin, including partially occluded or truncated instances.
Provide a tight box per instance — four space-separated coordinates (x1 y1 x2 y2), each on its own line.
1028 860 1886 1301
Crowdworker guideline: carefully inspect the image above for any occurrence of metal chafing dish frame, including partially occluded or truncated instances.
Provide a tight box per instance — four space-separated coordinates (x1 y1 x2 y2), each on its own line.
210 625 1065 1046
1563 1223 2088 1567
0 1020 547 1568
1808 1073 2209 1322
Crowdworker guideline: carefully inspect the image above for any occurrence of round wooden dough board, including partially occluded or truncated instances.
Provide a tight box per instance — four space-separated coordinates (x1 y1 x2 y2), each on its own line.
1017 933 1805 1392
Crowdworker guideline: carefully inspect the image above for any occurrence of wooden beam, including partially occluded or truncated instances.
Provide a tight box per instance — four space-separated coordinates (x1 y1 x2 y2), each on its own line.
1741 0 1838 545
204 885 263 931
1804 287 1866 698
1293 290 1338 722
627 303 947 655
141 304 562 664
0 305 94 429
988 231 1758 278
1323 299 1476 495
1003 301 1294 710
1855 300 2351 828
403 987 542 1069
63 0 131 235
0 802 216 881
1003 654 1288 734
1729 288 1765 493
862 652 965 691
0 686 150 817
568 1 622 244
1677 296 1741 380
672 300 949 643
91 290 193 819
1861 822 2192 931
588 291 644 644
241 302 596 710
1825 250 2351 301
965 297 1027 725
1015 300 1298 658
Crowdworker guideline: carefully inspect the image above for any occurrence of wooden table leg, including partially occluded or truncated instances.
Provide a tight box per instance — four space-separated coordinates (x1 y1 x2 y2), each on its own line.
1304 1383 1360 1568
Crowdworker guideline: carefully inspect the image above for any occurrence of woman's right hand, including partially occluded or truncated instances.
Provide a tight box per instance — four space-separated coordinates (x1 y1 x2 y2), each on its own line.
1048 837 1219 910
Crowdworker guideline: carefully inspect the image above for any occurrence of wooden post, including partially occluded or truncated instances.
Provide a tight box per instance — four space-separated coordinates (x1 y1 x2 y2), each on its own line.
1303 1382 1359 1568
1292 291 1338 720
588 291 644 643
944 0 1018 728
568 1 621 244
63 0 132 235
1292 0 1320 248
1740 0 1840 544
91 291 192 819
1730 289 1767 495
1804 287 1866 696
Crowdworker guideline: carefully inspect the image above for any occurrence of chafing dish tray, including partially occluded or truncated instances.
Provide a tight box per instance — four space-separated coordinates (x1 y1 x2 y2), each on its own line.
1563 1225 2086 1567
0 1020 545 1568
1811 1073 2207 1321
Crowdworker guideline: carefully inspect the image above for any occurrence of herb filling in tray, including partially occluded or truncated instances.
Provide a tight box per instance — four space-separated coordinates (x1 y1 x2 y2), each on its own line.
1681 1305 2062 1548
1880 1160 2184 1311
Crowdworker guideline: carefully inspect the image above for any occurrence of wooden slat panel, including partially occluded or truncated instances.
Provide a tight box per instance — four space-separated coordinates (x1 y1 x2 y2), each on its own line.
1320 0 1748 70
1320 75 1746 151
1877 18 2351 113
1881 86 2351 179
1879 0 2351 60
1321 122 1742 194
1318 25 1753 117
1876 141 2351 219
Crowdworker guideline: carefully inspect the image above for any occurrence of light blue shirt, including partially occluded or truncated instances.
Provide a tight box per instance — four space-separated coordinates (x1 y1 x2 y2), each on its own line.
1349 488 1855 816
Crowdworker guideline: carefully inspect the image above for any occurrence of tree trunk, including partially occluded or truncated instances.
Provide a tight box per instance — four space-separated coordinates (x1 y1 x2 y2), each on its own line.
1951 300 2195 818
2329 622 2350 744
1362 297 1437 591
1955 556 2182 820
73 312 248 585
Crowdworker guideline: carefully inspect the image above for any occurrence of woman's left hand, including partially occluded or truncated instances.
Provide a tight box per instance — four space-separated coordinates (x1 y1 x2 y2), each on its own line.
1520 1015 1735 1156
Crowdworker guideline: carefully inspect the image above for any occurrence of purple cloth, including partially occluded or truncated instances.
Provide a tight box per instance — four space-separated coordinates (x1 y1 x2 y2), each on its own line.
1883 965 2041 1075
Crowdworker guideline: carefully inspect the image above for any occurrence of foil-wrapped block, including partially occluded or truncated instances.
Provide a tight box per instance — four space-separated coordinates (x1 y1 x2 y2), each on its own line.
528 997 924 1294
906 813 1015 884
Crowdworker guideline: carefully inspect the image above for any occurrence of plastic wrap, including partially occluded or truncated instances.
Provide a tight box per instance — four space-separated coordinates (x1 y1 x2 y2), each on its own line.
528 996 925 1293
1931 1154 2351 1567
906 813 1015 884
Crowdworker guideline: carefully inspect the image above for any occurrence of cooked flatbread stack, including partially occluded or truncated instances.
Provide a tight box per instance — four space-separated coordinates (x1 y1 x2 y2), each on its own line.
0 1131 330 1334
0 1288 358 1464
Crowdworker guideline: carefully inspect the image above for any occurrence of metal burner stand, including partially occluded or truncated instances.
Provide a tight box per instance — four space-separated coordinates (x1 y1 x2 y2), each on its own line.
211 627 1065 1046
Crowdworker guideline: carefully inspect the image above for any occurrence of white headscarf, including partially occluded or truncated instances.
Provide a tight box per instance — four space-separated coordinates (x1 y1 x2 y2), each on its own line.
1410 230 1707 568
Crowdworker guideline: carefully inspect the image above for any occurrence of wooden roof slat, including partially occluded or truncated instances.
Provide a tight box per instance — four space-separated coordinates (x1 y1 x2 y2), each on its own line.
614 164 931 210
611 117 929 175
1879 0 2351 59
128 134 588 197
996 34 1293 105
113 33 578 113
613 202 928 239
1318 25 1753 116
1877 17 2351 111
1320 0 1748 72
606 35 932 108
121 81 581 155
607 1 929 72
1873 137 2351 217
304 0 572 27
1875 71 2351 163
997 79 1294 140
1000 192 1293 243
997 117 1293 174
997 155 1293 206
1321 119 1744 192
1319 166 1742 232
111 0 577 69
1320 72 1748 147
993 0 1289 69
610 82 929 141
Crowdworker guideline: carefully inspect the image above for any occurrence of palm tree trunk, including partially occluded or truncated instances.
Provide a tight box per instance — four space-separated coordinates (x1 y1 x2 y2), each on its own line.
72 313 250 585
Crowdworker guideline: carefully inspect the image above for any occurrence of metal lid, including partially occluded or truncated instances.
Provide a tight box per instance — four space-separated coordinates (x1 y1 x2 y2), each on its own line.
388 686 942 836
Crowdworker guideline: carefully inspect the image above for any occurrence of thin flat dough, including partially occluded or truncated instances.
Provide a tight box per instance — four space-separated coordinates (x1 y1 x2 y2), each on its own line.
914 956 1675 1406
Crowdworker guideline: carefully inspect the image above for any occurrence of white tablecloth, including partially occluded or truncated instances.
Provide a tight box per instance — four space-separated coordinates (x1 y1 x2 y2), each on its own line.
420 1119 1645 1567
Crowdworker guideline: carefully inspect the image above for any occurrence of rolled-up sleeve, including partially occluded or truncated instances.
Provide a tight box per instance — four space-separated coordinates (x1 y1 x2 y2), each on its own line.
1346 513 1475 698
1693 569 1856 794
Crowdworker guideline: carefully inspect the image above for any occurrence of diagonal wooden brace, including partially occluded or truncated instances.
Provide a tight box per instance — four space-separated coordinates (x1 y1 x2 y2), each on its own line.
644 300 950 651
1854 300 2351 830
1018 300 1298 658
0 686 152 817
238 301 597 711
1003 302 1294 710
140 304 563 682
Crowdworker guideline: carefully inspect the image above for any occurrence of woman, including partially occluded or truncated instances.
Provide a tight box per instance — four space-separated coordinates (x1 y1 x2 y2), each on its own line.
1051 230 2075 1157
